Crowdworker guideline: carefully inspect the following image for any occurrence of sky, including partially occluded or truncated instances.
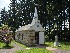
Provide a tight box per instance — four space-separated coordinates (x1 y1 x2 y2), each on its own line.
0 0 11 11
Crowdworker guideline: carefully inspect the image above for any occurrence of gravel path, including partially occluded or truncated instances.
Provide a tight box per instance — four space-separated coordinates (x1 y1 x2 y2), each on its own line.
0 42 24 53
46 47 70 53
54 49 70 53
0 42 70 53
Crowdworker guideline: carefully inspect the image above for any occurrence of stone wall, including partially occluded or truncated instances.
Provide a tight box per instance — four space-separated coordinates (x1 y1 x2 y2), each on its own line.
15 30 35 46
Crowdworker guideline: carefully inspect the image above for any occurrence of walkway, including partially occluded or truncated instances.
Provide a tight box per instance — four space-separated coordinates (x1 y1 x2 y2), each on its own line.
54 49 70 53
0 42 24 53
46 47 70 53
0 42 70 53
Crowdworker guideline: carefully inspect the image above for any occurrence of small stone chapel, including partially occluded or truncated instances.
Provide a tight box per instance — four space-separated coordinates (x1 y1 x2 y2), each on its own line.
15 7 45 46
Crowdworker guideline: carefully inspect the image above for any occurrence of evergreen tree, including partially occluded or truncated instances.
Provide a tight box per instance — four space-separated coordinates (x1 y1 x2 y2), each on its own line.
0 7 8 25
0 0 69 41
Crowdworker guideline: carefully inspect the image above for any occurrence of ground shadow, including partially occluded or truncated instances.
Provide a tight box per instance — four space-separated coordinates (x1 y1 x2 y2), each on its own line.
29 44 49 49
0 45 14 49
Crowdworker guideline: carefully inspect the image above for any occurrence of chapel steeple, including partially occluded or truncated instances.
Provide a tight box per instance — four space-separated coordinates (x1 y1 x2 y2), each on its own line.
33 7 38 20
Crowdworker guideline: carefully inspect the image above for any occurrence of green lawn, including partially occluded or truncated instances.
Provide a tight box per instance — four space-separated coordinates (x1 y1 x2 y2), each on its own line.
14 41 53 53
14 41 70 53
0 42 5 48
1 40 70 53
13 40 26 48
59 41 70 50
45 41 70 50
0 41 13 49
15 48 53 53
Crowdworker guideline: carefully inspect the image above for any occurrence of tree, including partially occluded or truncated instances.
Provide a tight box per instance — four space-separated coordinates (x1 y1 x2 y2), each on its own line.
0 7 9 25
0 25 12 46
0 0 69 41
45 0 69 41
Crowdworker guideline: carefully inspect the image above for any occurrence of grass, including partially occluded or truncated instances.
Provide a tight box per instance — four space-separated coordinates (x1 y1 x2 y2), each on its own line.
1 40 69 53
0 41 5 48
14 40 70 53
0 40 26 49
0 41 13 49
45 41 70 50
14 40 53 53
15 48 53 53
45 41 54 47
59 41 70 50
12 40 26 48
